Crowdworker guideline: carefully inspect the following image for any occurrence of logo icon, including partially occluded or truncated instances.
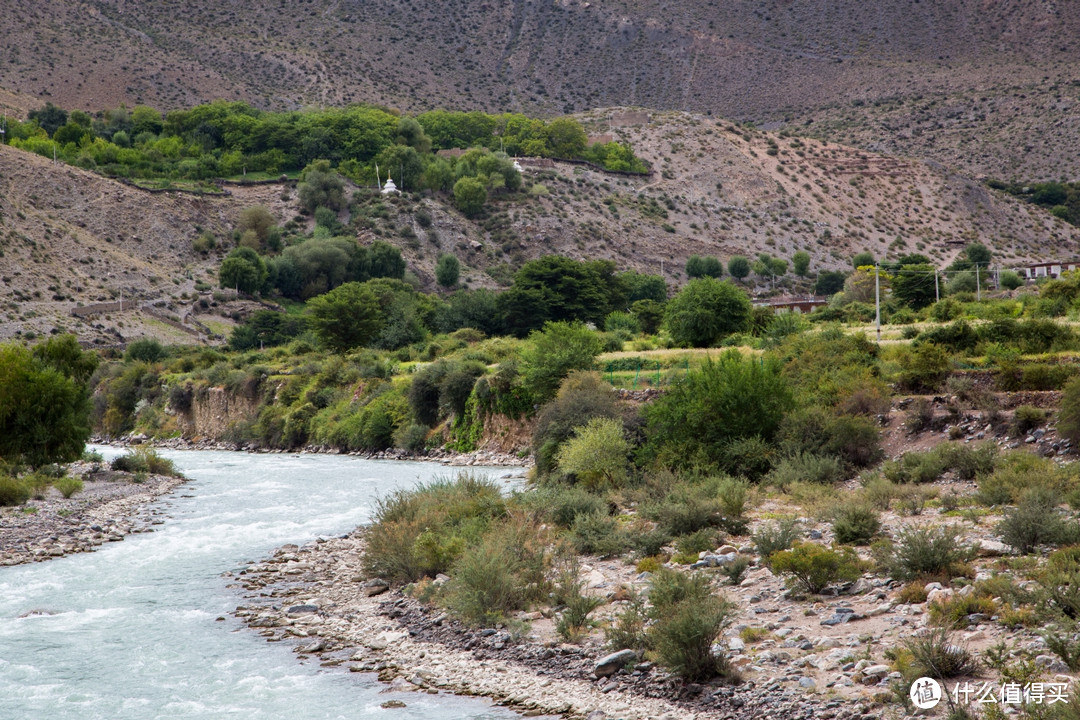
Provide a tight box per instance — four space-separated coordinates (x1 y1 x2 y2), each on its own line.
911 677 943 709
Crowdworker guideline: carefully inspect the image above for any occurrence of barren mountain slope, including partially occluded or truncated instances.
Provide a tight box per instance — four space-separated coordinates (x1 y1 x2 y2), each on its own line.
2 111 1077 344
1 0 1078 179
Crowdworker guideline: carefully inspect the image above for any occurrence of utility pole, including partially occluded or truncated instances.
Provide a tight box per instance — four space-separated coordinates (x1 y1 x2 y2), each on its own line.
875 263 881 343
934 268 940 303
975 262 981 302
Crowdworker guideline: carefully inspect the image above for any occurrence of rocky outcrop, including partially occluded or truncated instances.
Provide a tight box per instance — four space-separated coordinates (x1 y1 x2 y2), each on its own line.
179 387 260 440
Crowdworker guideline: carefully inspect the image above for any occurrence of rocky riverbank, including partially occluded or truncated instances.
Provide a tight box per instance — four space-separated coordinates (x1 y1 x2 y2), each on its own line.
0 461 187 567
94 435 531 468
231 533 874 720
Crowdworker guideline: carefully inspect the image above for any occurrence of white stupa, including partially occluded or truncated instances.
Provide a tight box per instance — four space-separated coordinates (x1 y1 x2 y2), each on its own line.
381 175 399 194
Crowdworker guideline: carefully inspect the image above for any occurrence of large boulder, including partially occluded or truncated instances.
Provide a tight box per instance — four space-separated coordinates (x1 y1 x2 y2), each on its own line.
593 649 638 678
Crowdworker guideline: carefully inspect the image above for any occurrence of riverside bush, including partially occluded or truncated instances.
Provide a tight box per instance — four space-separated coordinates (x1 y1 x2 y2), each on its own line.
532 372 619 478
0 475 30 506
53 477 84 499
642 351 793 469
651 595 737 681
768 543 861 594
110 447 180 476
605 593 649 652
443 518 548 625
362 474 507 583
570 511 630 558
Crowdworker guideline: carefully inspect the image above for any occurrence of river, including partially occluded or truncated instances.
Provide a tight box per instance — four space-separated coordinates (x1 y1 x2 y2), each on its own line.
0 447 525 720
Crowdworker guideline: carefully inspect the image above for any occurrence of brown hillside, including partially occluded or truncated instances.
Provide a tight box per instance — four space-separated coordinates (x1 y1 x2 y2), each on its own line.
1 1 1078 179
2 111 1077 345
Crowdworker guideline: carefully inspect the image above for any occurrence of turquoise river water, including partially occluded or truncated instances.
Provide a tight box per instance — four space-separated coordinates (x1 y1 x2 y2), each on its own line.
0 447 524 720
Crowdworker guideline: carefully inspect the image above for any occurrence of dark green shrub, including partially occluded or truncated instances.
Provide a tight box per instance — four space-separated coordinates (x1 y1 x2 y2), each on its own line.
527 484 608 529
904 398 936 434
927 594 997 629
917 321 978 353
676 528 720 556
642 351 793 470
1011 405 1046 436
110 447 180 476
605 593 649 652
53 477 83 499
876 525 972 581
532 372 618 477
570 511 630 558
1062 376 1080 445
897 344 951 393
719 435 776 481
998 489 1080 554
444 519 548 625
648 567 714 614
720 556 751 586
768 543 861 594
904 628 978 679
553 556 604 642
643 476 747 536
651 594 737 680
1044 629 1080 672
753 517 801 566
832 504 881 545
630 528 672 558
1042 549 1080 620
125 338 167 363
976 452 1068 506
766 452 844 490
362 474 507 583
393 423 430 452
0 475 30 506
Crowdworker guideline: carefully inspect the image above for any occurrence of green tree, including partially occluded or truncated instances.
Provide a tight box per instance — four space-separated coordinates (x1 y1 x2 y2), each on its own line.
219 247 268 294
0 339 96 467
686 255 723 279
665 278 751 347
521 321 603 401
235 206 276 247
852 251 875 269
124 338 166 363
643 350 794 469
32 334 99 384
298 159 346 212
544 117 587 157
368 240 406 279
453 176 487 217
814 270 846 296
1000 270 1023 290
792 251 811 277
619 271 667 302
376 144 424 192
556 417 629 489
892 263 937 310
727 255 750 280
500 256 626 335
436 253 461 288
306 282 385 352
630 299 664 334
422 157 455 192
396 116 432 154
28 102 68 136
